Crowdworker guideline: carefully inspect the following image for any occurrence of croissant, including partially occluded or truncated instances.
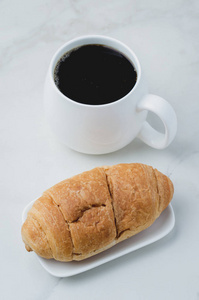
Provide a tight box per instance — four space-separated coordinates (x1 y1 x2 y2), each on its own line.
21 163 174 261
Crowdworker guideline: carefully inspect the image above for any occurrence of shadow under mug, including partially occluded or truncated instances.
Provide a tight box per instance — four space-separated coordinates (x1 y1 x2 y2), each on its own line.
44 35 177 154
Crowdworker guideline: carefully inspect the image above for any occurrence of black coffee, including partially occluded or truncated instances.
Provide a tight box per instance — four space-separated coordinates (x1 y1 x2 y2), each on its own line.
54 44 137 105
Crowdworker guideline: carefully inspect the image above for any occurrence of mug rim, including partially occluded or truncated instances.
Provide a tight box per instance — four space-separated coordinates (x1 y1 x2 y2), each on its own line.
49 35 142 108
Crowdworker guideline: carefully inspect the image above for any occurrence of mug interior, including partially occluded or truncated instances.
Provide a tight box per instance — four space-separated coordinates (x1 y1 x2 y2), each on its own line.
50 35 141 105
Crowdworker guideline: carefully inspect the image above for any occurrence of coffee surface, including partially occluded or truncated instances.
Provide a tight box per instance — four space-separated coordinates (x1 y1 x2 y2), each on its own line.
54 44 137 105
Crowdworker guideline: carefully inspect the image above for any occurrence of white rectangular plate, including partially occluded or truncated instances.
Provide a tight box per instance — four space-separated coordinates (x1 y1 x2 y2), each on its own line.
22 200 175 277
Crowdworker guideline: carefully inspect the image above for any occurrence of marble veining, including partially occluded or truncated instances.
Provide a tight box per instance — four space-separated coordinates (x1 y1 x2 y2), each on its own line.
1 0 199 299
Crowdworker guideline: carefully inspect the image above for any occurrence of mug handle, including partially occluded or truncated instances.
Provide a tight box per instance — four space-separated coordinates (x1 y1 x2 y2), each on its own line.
136 94 177 149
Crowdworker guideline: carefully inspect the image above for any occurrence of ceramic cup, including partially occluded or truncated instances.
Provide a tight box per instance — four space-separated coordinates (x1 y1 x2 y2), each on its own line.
44 35 177 154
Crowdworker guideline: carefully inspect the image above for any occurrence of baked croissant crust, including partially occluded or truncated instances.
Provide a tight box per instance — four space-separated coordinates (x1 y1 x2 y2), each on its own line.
21 163 174 261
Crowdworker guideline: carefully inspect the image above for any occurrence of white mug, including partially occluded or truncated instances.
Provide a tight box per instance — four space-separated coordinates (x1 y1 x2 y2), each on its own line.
44 35 177 154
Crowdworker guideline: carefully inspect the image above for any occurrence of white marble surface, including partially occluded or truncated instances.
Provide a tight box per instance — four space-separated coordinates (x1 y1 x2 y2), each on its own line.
1 0 199 299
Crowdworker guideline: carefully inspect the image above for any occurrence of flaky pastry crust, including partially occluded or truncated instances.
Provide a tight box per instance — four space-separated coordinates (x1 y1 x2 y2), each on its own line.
21 163 174 261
